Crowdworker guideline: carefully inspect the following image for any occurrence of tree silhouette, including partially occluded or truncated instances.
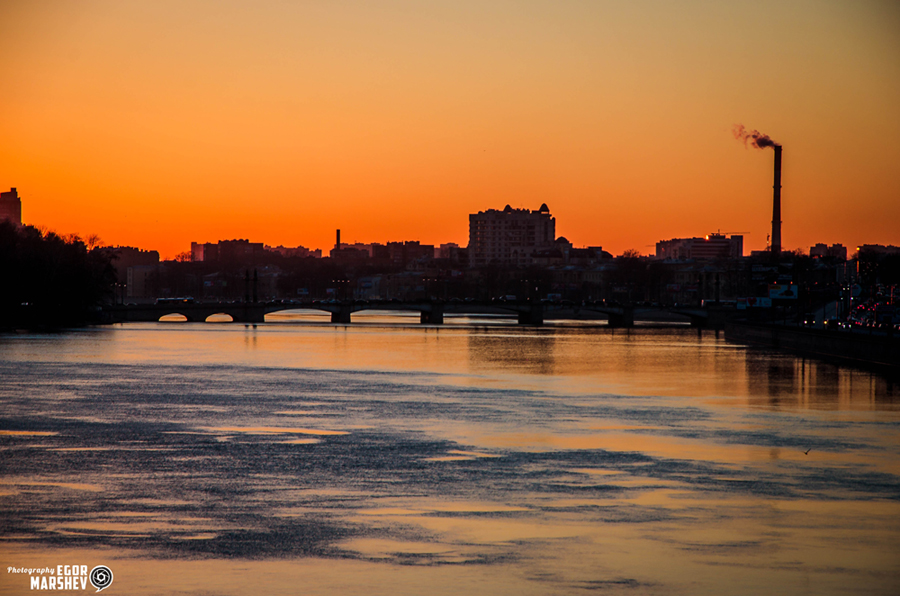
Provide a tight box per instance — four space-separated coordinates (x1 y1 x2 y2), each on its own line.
0 222 116 330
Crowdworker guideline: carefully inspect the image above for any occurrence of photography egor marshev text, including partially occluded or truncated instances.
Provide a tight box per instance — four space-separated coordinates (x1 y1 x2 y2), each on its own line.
4 564 112 592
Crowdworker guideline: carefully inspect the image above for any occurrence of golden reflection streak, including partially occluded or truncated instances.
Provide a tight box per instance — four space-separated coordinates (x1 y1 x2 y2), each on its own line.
0 480 102 492
0 430 58 436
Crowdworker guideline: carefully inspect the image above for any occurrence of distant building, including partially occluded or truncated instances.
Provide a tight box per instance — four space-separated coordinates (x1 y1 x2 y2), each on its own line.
127 266 158 299
436 243 459 259
104 246 160 299
218 239 265 262
809 243 847 260
655 234 743 260
0 188 22 225
468 204 556 266
436 243 467 265
331 242 374 259
857 244 900 257
386 241 434 266
191 242 217 262
532 238 610 267
191 239 265 263
266 245 322 258
108 245 160 274
328 240 437 266
330 245 369 262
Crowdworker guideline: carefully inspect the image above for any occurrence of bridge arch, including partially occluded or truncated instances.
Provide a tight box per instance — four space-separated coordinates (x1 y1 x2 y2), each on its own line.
264 308 333 323
159 313 191 322
205 313 234 323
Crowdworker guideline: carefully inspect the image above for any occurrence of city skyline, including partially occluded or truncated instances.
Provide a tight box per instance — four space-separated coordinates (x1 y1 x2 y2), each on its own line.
2 1 899 259
7 188 872 260
0 188 880 262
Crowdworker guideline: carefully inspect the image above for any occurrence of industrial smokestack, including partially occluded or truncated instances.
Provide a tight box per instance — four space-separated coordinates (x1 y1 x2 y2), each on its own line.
772 146 782 255
336 229 341 250
733 125 782 255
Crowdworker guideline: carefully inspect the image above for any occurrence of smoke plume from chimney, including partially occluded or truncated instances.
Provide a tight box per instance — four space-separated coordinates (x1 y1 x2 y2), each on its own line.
732 124 780 149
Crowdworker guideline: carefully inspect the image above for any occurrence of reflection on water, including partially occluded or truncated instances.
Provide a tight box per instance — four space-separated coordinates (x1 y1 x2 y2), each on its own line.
744 351 899 410
467 331 557 375
0 323 898 595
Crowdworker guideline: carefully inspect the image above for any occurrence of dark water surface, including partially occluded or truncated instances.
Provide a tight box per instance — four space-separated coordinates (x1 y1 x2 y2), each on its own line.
1 321 899 595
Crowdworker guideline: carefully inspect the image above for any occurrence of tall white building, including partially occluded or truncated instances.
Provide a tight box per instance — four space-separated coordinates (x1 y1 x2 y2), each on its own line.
468 204 556 266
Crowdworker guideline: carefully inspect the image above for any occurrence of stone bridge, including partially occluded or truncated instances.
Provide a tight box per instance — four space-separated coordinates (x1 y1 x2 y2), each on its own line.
102 301 735 328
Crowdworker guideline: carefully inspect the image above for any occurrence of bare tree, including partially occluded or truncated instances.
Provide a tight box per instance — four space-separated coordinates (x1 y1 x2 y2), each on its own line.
85 234 103 250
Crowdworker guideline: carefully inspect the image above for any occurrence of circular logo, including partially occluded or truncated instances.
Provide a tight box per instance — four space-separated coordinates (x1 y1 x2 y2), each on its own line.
89 566 113 592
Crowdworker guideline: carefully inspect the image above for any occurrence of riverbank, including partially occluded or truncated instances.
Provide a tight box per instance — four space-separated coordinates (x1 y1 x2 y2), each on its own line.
725 320 900 376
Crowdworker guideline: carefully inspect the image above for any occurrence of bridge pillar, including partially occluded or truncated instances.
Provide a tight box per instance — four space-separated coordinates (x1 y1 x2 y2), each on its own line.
331 306 352 324
420 303 444 324
517 303 543 325
607 306 634 328
236 305 266 324
704 306 731 330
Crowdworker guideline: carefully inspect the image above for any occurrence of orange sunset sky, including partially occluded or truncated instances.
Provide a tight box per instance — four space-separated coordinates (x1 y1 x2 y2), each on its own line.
1 0 898 259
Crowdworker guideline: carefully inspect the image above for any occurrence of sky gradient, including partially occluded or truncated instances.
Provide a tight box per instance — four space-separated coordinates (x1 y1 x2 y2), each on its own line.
1 0 898 258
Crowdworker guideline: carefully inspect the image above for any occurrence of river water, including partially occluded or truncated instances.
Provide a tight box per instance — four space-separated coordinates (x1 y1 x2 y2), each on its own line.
1 315 898 595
